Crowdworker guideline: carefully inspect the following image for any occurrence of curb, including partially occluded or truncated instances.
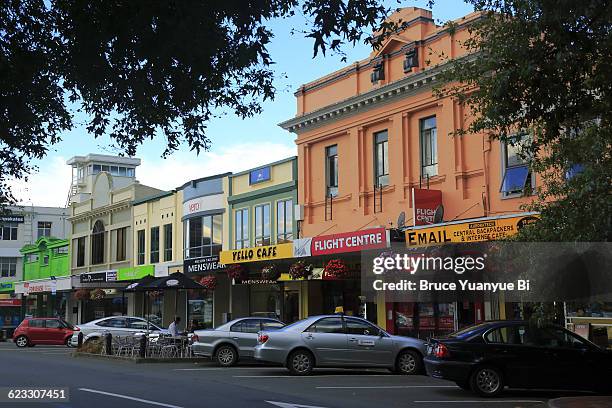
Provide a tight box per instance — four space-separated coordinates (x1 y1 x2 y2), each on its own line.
548 396 612 408
72 352 211 364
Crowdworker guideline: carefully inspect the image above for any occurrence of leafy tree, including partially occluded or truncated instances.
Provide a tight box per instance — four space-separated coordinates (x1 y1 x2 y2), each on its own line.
1 0 396 206
436 0 611 241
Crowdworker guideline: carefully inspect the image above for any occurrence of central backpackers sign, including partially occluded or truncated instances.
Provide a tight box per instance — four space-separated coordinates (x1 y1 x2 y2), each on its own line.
184 255 225 274
294 228 389 257
405 214 539 246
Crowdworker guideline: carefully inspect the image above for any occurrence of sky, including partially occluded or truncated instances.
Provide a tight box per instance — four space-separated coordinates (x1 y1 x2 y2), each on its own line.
11 0 473 207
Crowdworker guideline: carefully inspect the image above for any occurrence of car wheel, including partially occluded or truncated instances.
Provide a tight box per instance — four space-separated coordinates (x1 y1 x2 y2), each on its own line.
65 337 72 347
287 350 314 376
215 345 237 367
395 350 422 375
15 336 29 348
470 365 504 397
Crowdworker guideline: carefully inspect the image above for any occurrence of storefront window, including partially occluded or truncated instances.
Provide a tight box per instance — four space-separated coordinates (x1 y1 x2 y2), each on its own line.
82 294 126 322
250 285 281 320
276 199 293 243
254 204 271 246
91 220 105 264
234 209 249 249
185 214 222 258
187 289 213 329
146 294 163 326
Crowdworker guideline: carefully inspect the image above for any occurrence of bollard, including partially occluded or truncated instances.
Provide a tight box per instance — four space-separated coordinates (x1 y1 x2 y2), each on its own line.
139 335 147 358
105 332 112 355
77 332 84 348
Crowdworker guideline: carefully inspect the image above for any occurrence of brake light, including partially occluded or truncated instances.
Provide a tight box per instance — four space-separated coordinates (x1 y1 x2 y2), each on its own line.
191 334 199 343
434 343 450 358
258 334 269 344
73 326 80 331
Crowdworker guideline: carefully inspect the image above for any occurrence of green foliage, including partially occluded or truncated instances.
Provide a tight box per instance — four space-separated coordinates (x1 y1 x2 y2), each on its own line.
436 0 612 241
1 0 393 206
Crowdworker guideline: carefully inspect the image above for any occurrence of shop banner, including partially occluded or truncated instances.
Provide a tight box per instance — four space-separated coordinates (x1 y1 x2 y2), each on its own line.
294 228 389 257
16 277 72 295
412 188 442 226
183 194 224 217
0 215 24 223
117 265 154 281
184 255 225 274
79 271 118 283
0 299 21 307
220 243 293 264
405 214 539 246
0 282 14 292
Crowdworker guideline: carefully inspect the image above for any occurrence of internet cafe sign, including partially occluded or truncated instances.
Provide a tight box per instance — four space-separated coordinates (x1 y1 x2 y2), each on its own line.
293 227 390 257
405 214 539 246
220 243 293 264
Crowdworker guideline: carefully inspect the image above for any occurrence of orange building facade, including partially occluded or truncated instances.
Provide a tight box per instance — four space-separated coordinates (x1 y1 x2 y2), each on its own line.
281 8 539 337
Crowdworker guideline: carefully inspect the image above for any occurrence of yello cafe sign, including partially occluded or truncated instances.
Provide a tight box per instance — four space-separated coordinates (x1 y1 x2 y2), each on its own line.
293 227 390 257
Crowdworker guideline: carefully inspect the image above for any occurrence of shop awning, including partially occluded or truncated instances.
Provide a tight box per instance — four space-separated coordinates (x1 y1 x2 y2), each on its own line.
143 272 203 290
122 275 157 292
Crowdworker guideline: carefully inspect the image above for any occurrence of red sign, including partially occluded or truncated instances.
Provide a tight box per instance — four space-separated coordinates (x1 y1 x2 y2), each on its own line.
412 188 442 226
310 228 388 256
0 299 21 307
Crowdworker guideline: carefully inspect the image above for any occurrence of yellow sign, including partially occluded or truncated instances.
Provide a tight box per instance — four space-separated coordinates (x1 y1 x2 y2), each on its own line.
220 243 294 264
405 214 539 247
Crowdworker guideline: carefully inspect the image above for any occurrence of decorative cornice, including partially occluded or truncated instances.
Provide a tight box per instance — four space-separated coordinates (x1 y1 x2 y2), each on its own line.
68 200 132 224
279 53 478 134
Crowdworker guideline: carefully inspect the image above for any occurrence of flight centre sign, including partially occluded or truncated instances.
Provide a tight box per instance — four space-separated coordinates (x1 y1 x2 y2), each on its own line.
405 214 539 246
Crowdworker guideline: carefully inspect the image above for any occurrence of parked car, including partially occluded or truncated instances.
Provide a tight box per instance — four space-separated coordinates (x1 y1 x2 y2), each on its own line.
69 316 167 346
253 314 426 375
424 320 612 397
192 317 285 366
13 317 74 347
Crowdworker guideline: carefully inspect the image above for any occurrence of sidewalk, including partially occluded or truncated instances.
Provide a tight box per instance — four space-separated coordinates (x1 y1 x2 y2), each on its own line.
549 396 612 408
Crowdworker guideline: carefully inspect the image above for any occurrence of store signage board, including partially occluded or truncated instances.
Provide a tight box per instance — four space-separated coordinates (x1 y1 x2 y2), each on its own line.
412 188 442 226
0 299 21 306
249 166 271 185
0 282 14 292
184 255 225 274
19 278 71 294
293 228 389 257
183 194 224 217
405 214 539 246
0 215 24 223
117 265 154 281
220 243 293 264
79 271 117 283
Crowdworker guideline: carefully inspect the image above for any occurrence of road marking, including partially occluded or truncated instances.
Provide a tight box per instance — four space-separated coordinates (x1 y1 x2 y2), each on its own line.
78 388 184 408
173 367 267 371
234 374 392 378
266 401 328 408
414 400 545 404
317 385 457 389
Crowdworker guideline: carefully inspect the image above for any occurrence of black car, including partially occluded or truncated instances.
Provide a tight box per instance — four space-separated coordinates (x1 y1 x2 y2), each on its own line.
424 320 612 397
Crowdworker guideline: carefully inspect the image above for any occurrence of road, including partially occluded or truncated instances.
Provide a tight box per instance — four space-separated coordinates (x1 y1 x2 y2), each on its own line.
0 342 591 408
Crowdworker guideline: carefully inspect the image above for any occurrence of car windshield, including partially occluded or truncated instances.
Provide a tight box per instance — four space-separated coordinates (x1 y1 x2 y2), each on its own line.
446 322 492 339
277 318 309 331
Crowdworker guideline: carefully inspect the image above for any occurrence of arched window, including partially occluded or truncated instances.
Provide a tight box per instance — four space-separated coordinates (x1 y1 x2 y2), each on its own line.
91 220 105 264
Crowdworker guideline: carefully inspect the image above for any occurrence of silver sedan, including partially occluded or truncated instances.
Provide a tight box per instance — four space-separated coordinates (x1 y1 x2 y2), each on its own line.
253 315 427 375
192 317 284 366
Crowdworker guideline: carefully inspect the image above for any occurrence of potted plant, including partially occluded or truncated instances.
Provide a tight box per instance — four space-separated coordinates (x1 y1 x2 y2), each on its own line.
73 289 91 301
226 264 245 280
91 288 106 300
324 259 349 279
289 260 313 280
261 264 280 280
199 275 217 290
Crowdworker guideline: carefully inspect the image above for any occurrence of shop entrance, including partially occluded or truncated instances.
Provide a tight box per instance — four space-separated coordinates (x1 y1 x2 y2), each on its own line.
282 290 299 323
